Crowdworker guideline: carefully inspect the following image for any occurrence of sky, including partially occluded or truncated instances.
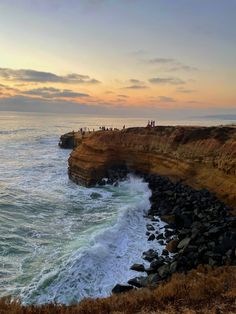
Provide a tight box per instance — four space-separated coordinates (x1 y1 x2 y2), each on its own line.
0 0 235 118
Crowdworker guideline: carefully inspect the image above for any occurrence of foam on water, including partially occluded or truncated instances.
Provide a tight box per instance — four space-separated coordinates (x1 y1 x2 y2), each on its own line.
20 176 165 304
0 112 167 304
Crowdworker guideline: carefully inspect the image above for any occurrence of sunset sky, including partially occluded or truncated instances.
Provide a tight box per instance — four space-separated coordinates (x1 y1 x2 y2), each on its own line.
0 0 235 118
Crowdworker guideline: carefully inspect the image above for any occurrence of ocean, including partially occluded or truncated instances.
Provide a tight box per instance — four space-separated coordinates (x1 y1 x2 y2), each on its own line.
0 111 234 304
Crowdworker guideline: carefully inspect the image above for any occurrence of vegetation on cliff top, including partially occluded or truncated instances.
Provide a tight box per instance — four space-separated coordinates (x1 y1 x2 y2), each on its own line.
1 266 236 314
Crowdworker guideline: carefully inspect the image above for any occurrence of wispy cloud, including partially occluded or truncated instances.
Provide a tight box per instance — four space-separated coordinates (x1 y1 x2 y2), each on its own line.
159 96 176 102
0 68 100 84
0 83 19 93
129 79 143 84
146 57 198 72
24 87 90 98
149 77 185 85
117 94 129 98
176 87 196 94
123 85 148 90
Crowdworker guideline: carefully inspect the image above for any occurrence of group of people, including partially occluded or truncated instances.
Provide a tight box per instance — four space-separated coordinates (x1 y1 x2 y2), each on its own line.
147 120 156 128
73 121 156 135
99 126 112 131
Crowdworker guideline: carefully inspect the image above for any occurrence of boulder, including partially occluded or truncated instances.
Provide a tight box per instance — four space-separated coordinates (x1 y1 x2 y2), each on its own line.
148 234 155 241
160 215 176 224
128 276 148 288
166 239 179 253
177 237 191 249
142 249 159 262
158 264 170 279
130 264 145 272
146 224 155 231
112 284 134 294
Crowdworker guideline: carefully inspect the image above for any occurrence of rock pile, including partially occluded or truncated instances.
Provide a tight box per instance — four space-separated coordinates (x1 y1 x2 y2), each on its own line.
113 174 236 293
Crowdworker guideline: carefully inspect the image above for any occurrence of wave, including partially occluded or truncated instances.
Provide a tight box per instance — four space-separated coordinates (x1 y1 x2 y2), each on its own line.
0 128 35 135
20 175 165 305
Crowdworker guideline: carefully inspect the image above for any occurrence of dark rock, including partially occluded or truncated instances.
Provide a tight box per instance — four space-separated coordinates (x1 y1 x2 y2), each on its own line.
146 224 155 231
147 273 160 286
165 229 175 238
166 239 179 253
160 215 176 224
158 264 170 279
162 249 169 256
112 284 134 294
169 261 178 273
90 192 102 199
148 234 155 241
177 237 191 249
130 264 145 272
156 233 164 240
143 249 159 262
128 276 148 288
150 257 165 270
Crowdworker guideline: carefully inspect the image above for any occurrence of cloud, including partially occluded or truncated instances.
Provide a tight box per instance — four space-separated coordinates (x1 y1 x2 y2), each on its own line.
24 87 90 98
129 79 143 84
0 68 100 84
148 58 175 64
0 83 19 93
0 95 97 114
159 96 176 102
124 85 148 90
176 87 195 94
117 94 129 98
146 57 197 72
149 77 185 85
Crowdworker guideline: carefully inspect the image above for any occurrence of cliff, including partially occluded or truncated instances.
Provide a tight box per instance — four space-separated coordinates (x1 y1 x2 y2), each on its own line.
68 126 236 208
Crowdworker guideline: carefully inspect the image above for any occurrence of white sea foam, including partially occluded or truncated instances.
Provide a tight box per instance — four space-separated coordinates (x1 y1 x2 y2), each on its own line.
0 112 168 304
20 176 165 305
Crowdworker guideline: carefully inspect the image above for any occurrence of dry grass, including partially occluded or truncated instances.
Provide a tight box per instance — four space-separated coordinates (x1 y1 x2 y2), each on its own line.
0 266 236 314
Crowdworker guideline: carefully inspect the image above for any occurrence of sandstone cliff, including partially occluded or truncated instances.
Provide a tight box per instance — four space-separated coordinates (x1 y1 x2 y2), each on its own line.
68 126 236 208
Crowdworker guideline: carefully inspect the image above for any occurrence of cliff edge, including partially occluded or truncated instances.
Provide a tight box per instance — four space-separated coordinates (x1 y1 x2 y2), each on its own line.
68 126 236 208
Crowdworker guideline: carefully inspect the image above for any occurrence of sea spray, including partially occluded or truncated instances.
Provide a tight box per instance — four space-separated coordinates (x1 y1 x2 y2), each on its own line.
20 175 166 304
0 112 167 304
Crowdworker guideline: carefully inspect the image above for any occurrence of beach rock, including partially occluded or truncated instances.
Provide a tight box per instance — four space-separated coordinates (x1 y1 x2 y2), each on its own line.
169 261 178 273
177 237 191 249
146 224 155 231
166 239 179 253
158 264 170 279
156 233 164 240
142 249 159 262
130 264 145 272
112 284 134 294
148 234 155 241
147 273 160 286
128 276 147 288
160 215 176 224
162 249 169 256
90 192 102 199
150 258 165 270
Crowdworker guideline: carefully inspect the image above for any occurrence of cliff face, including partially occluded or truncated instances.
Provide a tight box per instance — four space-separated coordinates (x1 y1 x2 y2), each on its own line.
68 126 236 208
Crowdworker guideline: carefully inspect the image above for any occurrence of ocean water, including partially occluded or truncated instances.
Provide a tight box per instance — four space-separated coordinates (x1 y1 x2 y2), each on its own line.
0 112 162 304
0 111 233 305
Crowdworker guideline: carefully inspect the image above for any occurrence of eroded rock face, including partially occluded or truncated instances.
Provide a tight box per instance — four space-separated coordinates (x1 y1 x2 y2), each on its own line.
68 126 236 208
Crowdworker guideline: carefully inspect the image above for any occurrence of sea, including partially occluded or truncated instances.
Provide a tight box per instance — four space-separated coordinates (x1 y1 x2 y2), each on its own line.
0 111 235 305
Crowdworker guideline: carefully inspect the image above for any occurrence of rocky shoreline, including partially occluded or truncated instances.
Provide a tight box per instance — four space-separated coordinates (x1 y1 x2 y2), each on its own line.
112 173 236 293
59 129 236 296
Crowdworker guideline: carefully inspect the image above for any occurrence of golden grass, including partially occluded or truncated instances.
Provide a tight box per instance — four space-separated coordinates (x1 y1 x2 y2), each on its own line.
0 266 236 314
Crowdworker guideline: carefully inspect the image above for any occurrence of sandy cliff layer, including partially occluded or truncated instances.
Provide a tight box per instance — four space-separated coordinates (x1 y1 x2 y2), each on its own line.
68 126 236 208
